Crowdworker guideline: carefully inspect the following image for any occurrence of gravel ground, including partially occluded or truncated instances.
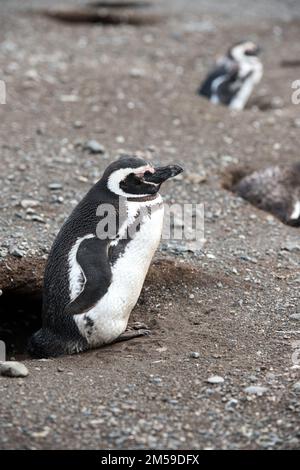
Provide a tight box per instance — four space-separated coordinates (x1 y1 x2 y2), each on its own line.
1 0 300 450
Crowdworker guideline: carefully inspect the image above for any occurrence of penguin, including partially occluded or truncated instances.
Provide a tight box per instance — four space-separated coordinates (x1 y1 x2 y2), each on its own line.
233 163 300 226
28 155 183 357
198 40 263 110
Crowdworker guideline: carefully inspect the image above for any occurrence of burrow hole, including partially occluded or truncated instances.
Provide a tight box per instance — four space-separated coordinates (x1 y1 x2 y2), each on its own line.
88 1 152 9
0 288 42 359
40 1 159 26
221 165 253 192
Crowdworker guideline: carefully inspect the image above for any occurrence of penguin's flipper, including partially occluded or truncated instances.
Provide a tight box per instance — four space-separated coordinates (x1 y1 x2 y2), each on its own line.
199 63 238 98
64 237 112 316
216 64 240 104
198 65 227 97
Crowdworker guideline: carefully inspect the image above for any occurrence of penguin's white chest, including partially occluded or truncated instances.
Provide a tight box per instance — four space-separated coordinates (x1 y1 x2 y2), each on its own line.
230 60 263 110
74 201 164 346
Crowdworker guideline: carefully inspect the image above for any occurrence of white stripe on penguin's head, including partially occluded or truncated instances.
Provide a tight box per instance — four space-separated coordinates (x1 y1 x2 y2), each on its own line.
107 165 157 198
229 41 260 63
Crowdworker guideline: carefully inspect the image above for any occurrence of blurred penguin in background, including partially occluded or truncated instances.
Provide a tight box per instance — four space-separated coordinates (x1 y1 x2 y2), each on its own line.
199 40 263 110
233 164 300 226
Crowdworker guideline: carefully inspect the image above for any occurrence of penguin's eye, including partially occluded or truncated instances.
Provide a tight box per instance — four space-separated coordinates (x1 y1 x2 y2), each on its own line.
129 173 142 185
144 171 153 178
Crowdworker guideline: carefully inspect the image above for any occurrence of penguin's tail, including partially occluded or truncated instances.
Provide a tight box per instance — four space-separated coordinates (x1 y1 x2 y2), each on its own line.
27 328 84 358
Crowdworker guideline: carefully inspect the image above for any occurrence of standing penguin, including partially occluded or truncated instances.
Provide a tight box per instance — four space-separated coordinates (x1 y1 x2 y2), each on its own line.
28 156 183 357
233 163 300 226
199 40 263 110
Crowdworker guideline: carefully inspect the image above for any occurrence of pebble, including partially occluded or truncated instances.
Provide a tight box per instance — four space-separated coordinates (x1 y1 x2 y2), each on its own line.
150 377 162 385
290 314 300 321
186 172 207 184
244 386 268 396
116 135 125 144
293 118 300 128
207 375 224 384
31 215 45 224
257 433 281 448
9 246 23 258
292 382 300 393
249 375 258 382
0 361 29 378
30 427 50 438
282 242 300 252
225 398 238 410
84 140 105 154
129 68 145 78
60 94 79 103
48 183 63 190
73 120 84 129
190 352 200 359
20 199 40 209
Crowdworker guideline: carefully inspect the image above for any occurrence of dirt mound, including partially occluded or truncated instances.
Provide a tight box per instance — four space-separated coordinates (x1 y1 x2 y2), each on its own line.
0 256 44 294
38 5 161 26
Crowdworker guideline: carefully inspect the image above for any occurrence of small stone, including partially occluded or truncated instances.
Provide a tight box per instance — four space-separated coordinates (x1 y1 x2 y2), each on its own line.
48 183 63 190
257 433 281 448
190 352 200 359
225 398 238 410
84 140 105 154
221 155 236 163
30 427 50 438
76 175 88 183
207 375 224 384
282 242 300 252
60 94 79 102
150 377 162 384
129 68 145 78
0 289 2 296
0 361 29 378
20 199 40 209
290 314 300 321
116 135 125 144
293 382 300 393
30 215 45 223
293 118 300 128
25 69 39 80
244 385 268 396
57 367 64 373
73 120 84 129
9 246 23 258
186 172 207 184
249 375 258 382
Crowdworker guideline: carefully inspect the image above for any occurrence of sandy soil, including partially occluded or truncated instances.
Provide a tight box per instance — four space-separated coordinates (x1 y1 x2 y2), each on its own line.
1 0 300 450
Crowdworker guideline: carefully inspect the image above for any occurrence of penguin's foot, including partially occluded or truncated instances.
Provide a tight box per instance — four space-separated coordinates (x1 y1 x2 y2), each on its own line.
114 327 151 343
130 321 149 330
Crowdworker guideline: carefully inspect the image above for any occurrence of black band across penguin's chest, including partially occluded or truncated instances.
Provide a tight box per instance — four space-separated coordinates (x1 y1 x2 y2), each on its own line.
109 201 162 265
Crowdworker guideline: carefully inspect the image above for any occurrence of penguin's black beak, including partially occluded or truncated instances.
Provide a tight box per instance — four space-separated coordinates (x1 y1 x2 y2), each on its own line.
144 165 183 184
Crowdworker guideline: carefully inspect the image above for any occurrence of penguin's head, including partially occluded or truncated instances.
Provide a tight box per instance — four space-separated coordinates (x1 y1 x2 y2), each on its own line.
228 41 261 62
102 155 183 199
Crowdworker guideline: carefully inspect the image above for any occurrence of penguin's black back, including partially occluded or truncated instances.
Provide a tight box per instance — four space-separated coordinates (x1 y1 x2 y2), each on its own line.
199 64 239 105
199 65 227 98
28 182 118 357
